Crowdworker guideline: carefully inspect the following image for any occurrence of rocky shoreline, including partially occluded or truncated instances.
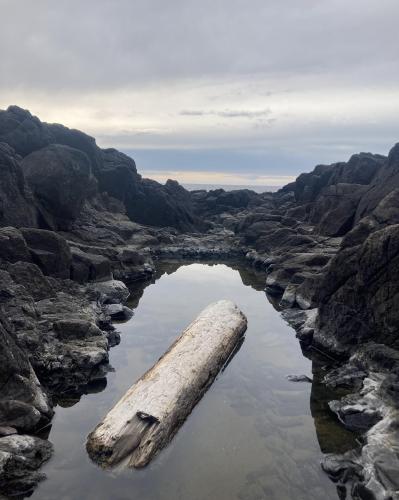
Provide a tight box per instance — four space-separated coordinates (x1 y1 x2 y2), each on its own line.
0 105 399 499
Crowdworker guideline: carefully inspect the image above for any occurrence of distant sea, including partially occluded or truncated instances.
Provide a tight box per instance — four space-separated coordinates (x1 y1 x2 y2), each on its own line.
182 183 280 193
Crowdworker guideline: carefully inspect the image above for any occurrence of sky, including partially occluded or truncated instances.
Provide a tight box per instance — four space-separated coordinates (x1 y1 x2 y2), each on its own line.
1 0 399 187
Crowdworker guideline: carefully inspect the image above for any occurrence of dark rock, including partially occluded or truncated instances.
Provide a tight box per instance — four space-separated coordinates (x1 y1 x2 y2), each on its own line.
0 400 41 431
0 143 37 227
0 434 53 497
0 226 31 263
329 399 382 432
70 247 111 283
20 228 72 278
0 426 17 437
0 106 52 156
7 261 53 300
53 319 103 341
89 279 130 304
103 303 134 320
0 317 51 432
21 144 97 230
286 374 312 383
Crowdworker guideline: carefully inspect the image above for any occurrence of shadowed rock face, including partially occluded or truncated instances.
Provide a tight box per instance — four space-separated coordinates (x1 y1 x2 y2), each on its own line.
0 143 37 228
278 152 385 237
22 144 97 230
317 194 399 350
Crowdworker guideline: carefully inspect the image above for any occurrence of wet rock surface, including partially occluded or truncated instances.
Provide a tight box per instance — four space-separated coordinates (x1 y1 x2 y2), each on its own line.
0 105 399 498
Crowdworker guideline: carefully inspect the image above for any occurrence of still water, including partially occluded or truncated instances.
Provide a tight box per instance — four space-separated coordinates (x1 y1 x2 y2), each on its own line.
33 263 348 500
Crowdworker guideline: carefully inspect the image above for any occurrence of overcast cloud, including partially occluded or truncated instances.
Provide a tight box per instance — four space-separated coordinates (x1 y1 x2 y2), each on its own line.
1 0 399 185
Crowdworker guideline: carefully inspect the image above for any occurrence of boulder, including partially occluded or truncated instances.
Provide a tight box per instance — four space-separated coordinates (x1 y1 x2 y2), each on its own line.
21 144 97 230
103 304 134 321
89 279 130 304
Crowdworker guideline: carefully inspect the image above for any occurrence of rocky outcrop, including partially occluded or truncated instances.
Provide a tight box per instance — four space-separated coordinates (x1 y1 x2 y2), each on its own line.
278 152 385 236
0 106 201 233
21 144 97 230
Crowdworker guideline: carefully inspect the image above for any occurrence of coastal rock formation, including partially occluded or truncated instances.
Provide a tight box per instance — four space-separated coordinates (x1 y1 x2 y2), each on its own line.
0 106 200 232
0 105 399 499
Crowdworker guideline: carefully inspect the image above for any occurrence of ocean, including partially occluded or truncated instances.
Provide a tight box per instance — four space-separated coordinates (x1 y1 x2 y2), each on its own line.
182 183 280 193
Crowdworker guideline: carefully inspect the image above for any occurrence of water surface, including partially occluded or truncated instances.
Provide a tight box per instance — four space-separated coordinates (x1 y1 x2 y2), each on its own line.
33 263 344 500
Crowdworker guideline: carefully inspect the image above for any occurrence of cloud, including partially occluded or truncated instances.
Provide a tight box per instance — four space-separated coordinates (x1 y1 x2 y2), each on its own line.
1 0 399 180
180 109 271 119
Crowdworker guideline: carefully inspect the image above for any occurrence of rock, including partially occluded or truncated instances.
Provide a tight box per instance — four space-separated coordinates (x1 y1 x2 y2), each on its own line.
279 284 297 308
128 178 201 232
70 247 111 283
7 261 53 300
117 247 146 265
0 143 37 227
0 106 52 156
0 227 31 263
20 228 72 278
192 188 263 217
21 144 97 230
0 400 41 431
90 279 130 304
329 399 382 431
286 374 312 383
0 427 16 437
0 434 53 497
0 318 52 432
53 319 103 341
103 304 134 321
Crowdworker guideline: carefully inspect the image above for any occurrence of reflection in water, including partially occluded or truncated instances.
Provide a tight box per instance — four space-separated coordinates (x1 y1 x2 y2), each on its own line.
30 262 356 500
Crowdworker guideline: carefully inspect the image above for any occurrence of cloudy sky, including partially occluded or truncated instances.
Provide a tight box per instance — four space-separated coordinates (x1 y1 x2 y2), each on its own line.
1 0 399 187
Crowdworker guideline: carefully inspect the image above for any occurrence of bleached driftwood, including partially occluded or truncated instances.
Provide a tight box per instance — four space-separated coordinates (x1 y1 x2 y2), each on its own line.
86 299 247 468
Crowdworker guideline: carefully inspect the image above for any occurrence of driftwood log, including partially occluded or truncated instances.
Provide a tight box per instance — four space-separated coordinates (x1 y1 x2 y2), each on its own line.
86 300 247 468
